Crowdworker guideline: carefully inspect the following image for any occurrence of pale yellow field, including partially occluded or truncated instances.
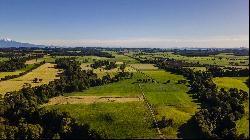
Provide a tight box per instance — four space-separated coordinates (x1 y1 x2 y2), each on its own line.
0 63 61 95
80 63 136 78
93 66 136 78
25 58 44 64
129 64 158 70
80 63 92 71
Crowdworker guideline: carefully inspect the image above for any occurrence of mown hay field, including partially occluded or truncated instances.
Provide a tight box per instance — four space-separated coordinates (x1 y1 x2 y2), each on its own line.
0 63 61 95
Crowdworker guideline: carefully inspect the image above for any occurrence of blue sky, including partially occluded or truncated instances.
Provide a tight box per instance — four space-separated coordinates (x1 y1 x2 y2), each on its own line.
0 0 249 47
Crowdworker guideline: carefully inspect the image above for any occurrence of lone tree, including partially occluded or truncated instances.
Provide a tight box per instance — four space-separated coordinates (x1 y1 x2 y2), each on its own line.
33 78 39 83
120 63 126 73
39 79 43 83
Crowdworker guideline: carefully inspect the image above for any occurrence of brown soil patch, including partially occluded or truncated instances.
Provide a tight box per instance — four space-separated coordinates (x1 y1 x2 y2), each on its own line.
45 96 142 106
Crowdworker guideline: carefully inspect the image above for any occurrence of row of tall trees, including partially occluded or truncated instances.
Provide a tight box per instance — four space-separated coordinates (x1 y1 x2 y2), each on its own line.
0 55 44 72
189 72 248 139
90 60 117 70
207 66 249 77
0 61 46 81
49 48 114 58
0 57 26 72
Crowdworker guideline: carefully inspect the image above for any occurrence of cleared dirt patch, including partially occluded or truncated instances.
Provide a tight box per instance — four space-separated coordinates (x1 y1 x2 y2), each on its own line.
45 96 142 105
130 64 158 70
0 63 61 95
115 61 124 64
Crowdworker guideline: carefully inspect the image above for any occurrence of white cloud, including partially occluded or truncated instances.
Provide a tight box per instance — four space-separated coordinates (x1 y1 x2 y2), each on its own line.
30 35 249 48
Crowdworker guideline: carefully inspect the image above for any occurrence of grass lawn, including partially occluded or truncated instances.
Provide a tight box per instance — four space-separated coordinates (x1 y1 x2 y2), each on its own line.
45 102 158 139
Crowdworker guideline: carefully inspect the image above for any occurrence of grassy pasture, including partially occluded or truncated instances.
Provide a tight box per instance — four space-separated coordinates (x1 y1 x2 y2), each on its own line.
66 63 199 138
142 70 187 84
213 77 249 93
139 70 199 138
213 77 249 137
137 52 249 67
66 72 143 97
0 63 60 95
46 102 158 139
110 53 139 64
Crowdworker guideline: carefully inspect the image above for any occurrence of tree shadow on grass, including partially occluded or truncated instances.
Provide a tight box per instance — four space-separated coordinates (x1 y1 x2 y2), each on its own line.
177 116 204 139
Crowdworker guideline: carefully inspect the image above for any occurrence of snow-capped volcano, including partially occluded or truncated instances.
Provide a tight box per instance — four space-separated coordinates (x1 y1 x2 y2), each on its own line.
0 37 13 42
0 38 48 48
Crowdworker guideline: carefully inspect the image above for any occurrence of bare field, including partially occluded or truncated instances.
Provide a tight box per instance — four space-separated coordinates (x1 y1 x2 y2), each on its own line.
44 95 142 106
129 64 158 70
80 63 136 78
0 63 61 95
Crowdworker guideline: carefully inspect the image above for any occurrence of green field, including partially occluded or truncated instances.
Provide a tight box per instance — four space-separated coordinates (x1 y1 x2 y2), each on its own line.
213 76 249 137
46 102 158 139
213 77 249 93
66 72 143 97
135 52 249 67
139 69 199 138
61 63 199 138
39 53 249 138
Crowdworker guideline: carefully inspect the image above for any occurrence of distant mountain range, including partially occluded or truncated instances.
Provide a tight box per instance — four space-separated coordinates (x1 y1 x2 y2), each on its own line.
0 38 49 48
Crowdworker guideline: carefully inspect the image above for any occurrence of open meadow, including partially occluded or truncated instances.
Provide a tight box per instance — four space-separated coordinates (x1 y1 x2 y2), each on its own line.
47 62 200 138
0 48 249 139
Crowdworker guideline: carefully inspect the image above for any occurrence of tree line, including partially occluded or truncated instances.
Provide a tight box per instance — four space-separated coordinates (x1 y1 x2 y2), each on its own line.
153 59 248 139
49 48 114 58
0 61 46 81
207 66 249 77
0 55 44 72
90 60 117 70
0 58 132 139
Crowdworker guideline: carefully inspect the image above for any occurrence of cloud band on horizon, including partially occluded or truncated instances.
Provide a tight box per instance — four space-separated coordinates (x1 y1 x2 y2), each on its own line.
29 35 249 48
